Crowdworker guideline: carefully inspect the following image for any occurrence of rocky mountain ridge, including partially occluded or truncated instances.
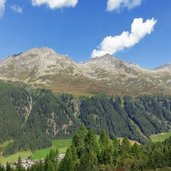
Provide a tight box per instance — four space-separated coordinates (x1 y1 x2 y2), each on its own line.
0 47 171 95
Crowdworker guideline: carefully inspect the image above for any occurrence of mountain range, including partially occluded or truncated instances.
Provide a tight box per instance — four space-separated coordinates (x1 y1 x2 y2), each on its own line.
0 47 171 95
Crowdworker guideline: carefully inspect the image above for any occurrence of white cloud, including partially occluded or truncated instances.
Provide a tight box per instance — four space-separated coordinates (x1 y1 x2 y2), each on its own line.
107 0 142 11
10 5 23 14
91 18 157 58
0 0 6 17
32 0 78 9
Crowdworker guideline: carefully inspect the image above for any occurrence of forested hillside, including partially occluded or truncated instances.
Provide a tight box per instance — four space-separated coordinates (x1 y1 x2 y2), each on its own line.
0 81 78 155
1 81 171 155
79 95 171 143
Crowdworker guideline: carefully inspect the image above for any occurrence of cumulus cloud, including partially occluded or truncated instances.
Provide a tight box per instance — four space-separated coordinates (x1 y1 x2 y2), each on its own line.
31 0 78 9
107 0 142 11
91 18 157 58
0 0 6 17
10 5 23 14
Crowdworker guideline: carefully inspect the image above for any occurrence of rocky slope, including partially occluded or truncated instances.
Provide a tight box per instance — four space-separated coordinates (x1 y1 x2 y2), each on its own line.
0 47 171 95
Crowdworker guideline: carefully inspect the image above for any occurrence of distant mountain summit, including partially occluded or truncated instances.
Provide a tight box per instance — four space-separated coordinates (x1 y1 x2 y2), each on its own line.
0 47 171 95
154 63 171 72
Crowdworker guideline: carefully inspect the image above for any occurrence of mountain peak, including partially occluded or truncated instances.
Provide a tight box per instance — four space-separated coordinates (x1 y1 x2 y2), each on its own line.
154 63 171 71
23 47 57 56
8 47 71 63
92 53 118 61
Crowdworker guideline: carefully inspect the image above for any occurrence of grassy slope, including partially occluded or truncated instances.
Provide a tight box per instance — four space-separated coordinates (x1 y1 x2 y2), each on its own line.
0 139 72 164
150 131 171 142
0 151 32 164
31 139 72 160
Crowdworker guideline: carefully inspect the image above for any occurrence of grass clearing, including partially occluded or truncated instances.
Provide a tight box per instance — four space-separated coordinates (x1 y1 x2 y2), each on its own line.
31 148 51 160
31 139 72 160
0 139 72 164
150 131 171 142
0 151 32 164
52 139 72 150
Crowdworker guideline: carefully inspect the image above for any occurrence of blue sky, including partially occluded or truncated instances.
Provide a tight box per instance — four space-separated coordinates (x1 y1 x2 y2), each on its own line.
0 0 171 69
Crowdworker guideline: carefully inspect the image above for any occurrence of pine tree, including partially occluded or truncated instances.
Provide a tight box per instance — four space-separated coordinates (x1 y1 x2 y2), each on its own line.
59 148 75 171
5 163 12 171
44 148 59 171
121 138 131 153
0 164 5 171
85 129 98 154
72 124 87 158
78 150 98 171
131 143 141 159
70 144 78 161
16 157 24 171
99 129 110 148
48 148 58 164
99 130 113 165
47 160 55 171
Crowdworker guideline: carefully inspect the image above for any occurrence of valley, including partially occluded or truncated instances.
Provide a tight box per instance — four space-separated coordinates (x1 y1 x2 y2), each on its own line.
1 0 171 169
1 48 171 170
